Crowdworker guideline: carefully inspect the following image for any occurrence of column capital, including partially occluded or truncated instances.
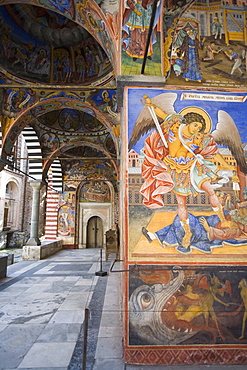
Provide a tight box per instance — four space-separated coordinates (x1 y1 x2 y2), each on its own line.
28 180 43 190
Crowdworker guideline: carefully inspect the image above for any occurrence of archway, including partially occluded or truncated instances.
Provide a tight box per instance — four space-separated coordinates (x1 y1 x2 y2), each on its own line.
4 180 19 230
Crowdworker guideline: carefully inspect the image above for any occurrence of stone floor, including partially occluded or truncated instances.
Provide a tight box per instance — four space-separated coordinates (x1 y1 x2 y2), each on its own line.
0 249 246 370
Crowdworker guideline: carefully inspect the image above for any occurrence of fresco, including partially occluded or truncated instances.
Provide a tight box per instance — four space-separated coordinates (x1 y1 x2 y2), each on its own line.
57 191 75 237
127 88 247 262
121 0 162 74
166 2 247 88
62 154 117 191
0 4 113 85
39 0 75 17
128 265 247 346
79 180 110 202
1 88 36 136
75 0 117 66
92 0 119 38
37 108 105 133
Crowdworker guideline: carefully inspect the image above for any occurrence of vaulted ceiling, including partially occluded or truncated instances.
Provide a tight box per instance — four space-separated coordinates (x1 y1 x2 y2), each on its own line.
0 0 119 192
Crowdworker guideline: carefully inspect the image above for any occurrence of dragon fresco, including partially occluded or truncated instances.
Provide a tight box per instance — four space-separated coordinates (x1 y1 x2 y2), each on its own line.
129 266 247 345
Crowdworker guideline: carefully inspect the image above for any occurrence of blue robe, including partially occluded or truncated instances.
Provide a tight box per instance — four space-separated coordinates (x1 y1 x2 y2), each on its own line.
155 213 247 254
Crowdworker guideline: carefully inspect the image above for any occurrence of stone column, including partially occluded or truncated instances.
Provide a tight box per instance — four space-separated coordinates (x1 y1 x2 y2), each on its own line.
26 181 42 246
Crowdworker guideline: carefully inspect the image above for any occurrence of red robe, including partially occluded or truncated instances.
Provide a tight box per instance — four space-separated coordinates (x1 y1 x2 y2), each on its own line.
140 130 174 208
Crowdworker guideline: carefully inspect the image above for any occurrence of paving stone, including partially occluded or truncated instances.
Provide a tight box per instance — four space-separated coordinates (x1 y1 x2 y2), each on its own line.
99 312 122 327
98 325 122 338
0 324 44 368
0 323 7 333
50 310 85 324
93 358 125 370
18 342 76 368
43 280 78 293
37 323 81 342
95 336 123 359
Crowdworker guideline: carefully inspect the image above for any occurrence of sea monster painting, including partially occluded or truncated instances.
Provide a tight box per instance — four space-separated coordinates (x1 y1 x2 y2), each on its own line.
129 265 247 345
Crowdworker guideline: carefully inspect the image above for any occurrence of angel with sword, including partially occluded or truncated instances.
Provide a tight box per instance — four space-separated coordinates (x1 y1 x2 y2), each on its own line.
129 93 247 253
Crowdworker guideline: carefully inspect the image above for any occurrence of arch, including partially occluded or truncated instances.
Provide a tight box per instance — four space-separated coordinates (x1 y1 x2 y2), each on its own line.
43 139 117 181
5 179 19 197
77 203 112 249
22 126 43 181
1 95 119 163
0 0 117 74
50 159 63 192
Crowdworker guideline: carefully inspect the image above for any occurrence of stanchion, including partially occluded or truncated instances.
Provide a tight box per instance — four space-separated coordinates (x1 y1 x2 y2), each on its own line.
82 307 89 370
95 248 108 276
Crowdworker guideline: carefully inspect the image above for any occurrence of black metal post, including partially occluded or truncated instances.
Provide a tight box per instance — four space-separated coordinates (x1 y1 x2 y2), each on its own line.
141 0 159 75
95 248 108 276
82 307 89 370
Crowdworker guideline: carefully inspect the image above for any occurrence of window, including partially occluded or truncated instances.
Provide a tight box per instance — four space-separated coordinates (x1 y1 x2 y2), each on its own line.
5 183 11 196
134 192 139 203
192 196 198 204
167 193 171 204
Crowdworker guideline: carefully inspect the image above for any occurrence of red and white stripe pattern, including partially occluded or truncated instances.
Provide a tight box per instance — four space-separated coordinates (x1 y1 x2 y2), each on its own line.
44 169 59 240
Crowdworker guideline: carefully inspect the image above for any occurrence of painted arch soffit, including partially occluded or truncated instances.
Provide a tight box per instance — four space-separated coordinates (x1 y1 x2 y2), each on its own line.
0 0 117 84
1 96 119 160
39 129 117 165
43 140 118 174
43 146 118 189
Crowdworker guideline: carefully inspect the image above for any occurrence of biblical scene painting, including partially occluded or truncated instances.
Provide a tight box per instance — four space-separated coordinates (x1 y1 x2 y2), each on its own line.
0 4 112 85
79 181 110 203
57 191 76 237
128 265 247 346
167 5 247 89
127 88 247 262
121 0 162 75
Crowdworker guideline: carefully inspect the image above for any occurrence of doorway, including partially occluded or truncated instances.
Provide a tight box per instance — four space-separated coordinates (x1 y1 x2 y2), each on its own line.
86 216 103 248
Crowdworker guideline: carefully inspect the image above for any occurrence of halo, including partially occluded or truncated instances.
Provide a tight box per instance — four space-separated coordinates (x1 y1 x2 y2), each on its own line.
179 107 212 133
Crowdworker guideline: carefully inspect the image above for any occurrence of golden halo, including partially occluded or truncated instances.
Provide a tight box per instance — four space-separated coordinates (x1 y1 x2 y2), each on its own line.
179 107 212 133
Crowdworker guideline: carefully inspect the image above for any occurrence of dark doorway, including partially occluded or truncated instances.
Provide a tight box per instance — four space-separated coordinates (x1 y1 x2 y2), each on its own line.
86 216 103 248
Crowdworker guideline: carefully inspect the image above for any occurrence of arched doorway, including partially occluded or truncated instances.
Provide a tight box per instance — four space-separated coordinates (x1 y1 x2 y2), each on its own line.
86 216 103 248
4 181 19 230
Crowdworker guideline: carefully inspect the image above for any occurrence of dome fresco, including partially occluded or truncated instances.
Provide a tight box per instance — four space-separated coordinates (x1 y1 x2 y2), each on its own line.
36 108 106 133
0 4 113 85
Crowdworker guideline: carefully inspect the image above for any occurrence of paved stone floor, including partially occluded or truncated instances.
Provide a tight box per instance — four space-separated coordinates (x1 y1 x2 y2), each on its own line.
0 249 246 370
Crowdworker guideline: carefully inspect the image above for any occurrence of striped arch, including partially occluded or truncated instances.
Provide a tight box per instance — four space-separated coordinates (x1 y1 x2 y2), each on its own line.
22 126 63 191
22 126 42 181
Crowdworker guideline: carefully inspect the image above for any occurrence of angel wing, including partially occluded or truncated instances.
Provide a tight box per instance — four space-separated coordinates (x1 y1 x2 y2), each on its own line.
212 110 247 174
128 92 177 150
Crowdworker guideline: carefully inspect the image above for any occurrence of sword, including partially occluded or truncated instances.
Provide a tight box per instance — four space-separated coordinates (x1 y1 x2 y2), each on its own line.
147 105 168 148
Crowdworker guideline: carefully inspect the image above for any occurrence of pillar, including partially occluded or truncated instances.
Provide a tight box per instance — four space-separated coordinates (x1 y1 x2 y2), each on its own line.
45 170 59 240
26 180 42 246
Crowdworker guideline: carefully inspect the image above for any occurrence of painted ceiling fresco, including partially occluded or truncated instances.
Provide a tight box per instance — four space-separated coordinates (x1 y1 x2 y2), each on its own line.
0 87 119 194
0 3 113 86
